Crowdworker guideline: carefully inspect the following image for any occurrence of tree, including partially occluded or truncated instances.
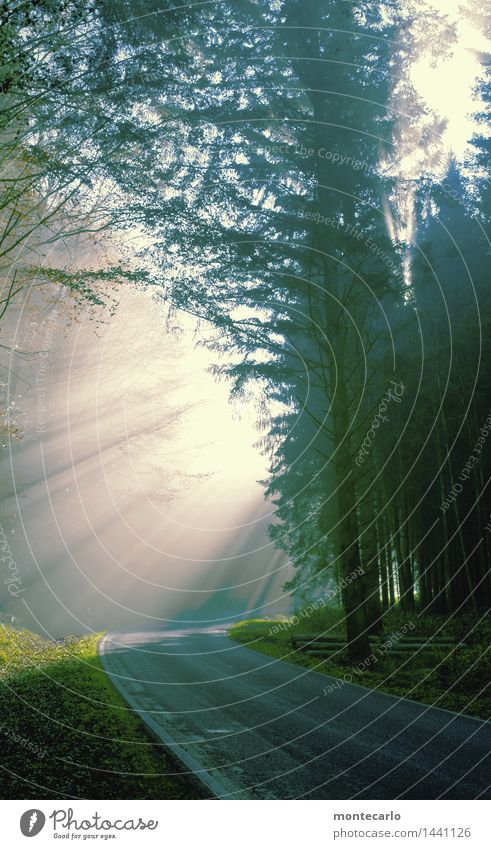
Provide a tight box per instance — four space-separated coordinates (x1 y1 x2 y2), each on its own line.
101 0 406 661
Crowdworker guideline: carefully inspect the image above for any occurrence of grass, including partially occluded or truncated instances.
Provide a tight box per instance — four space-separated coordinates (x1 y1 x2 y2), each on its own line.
0 626 209 799
229 607 491 721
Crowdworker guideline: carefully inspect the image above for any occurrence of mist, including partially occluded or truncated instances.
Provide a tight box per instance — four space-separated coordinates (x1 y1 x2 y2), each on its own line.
0 275 292 637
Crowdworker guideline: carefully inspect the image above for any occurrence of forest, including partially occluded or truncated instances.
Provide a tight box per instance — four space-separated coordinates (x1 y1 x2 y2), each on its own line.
1 0 490 674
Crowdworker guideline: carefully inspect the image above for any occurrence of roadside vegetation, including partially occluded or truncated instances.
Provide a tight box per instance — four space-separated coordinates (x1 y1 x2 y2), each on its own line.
230 609 491 722
0 626 207 799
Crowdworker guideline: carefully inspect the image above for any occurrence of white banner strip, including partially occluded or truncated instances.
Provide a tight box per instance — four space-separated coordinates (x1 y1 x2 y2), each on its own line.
1 799 488 848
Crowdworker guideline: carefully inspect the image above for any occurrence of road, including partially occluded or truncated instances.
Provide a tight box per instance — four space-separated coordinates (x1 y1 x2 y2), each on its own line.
99 628 491 800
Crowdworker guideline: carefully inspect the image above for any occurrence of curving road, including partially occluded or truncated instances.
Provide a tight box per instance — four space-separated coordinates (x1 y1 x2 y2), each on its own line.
98 628 491 800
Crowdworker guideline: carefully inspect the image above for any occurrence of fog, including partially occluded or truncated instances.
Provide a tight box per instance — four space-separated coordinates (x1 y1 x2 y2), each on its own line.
0 266 292 637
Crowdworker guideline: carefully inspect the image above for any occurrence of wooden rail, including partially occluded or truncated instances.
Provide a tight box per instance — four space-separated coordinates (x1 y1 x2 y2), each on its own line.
290 633 467 658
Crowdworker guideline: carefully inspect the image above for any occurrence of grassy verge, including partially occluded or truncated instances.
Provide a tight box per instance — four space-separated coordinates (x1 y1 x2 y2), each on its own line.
229 609 491 721
0 626 209 799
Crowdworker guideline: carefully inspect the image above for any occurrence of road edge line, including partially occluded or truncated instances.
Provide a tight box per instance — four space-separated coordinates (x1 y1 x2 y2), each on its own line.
97 633 232 801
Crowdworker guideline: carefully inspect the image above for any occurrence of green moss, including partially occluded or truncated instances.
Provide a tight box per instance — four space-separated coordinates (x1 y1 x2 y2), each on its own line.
229 614 491 721
0 627 208 799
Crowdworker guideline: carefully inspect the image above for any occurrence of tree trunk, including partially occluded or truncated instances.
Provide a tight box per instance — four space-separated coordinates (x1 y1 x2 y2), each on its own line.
358 492 383 633
332 377 371 663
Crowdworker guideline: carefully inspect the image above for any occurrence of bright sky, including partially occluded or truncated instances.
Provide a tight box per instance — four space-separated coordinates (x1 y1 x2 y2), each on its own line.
411 0 489 158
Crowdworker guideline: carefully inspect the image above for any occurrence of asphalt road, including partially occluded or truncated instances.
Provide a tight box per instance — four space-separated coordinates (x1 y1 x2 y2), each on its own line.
99 628 491 800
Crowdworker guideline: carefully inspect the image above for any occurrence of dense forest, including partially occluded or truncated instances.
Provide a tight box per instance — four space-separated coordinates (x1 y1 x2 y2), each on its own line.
1 0 490 664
